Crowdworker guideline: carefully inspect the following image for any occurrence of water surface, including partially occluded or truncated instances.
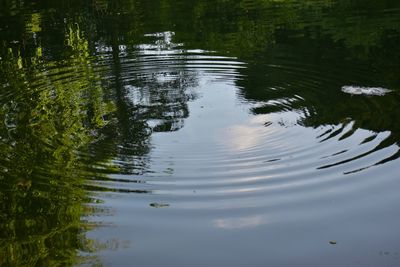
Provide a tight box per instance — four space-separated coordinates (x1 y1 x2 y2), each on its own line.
1 0 400 266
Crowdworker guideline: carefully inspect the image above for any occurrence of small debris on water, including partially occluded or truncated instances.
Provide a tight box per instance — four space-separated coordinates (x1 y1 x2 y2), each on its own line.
341 85 392 96
150 203 170 208
329 240 337 245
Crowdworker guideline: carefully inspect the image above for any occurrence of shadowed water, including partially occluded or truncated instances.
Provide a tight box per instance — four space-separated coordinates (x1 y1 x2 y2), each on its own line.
1 0 400 266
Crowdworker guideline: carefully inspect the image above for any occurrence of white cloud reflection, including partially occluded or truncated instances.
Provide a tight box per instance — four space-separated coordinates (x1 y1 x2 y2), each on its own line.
214 215 266 230
221 115 269 151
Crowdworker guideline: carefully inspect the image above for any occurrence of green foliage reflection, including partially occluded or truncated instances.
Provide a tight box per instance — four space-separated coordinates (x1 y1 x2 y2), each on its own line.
0 23 114 266
0 0 399 265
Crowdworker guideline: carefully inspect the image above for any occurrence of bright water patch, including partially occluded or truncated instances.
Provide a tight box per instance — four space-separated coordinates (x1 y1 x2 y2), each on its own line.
342 85 392 96
85 30 400 267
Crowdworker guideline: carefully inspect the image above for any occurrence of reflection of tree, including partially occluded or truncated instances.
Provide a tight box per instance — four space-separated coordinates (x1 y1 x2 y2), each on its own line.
1 0 399 264
1 2 199 264
179 0 400 58
162 0 400 164
0 24 114 266
236 30 400 165
97 30 197 174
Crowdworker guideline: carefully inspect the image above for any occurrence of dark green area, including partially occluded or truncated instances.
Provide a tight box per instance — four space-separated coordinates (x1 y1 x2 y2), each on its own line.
0 0 399 265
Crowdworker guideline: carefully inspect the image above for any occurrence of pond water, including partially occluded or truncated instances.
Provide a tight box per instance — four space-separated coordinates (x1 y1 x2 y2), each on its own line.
1 0 400 266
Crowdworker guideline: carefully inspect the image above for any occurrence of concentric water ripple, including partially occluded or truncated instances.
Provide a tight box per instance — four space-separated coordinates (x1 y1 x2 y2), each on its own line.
2 29 398 219
76 32 400 228
1 1 400 264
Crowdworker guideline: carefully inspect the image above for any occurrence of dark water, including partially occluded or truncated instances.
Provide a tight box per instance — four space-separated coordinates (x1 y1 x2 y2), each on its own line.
1 0 400 266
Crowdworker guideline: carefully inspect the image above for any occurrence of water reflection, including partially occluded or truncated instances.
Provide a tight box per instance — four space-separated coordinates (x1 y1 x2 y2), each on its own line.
238 41 400 170
1 0 400 266
214 215 266 230
0 3 201 264
0 25 112 265
92 31 198 176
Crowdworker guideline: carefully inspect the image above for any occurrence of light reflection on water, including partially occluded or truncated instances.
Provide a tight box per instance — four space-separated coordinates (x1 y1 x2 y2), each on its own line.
89 36 400 266
1 0 400 266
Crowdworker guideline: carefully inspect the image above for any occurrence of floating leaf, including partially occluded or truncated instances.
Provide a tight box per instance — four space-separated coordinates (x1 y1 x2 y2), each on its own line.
150 203 170 208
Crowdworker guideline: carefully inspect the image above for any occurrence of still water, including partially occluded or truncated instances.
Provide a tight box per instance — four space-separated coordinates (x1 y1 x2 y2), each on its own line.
1 0 400 266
